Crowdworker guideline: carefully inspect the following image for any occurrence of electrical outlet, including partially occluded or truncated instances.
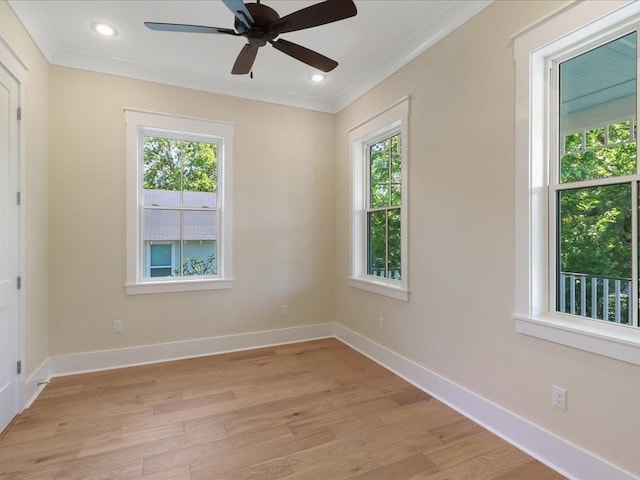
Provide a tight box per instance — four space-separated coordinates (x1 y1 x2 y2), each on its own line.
552 385 567 410
378 317 384 330
113 319 123 334
281 305 289 316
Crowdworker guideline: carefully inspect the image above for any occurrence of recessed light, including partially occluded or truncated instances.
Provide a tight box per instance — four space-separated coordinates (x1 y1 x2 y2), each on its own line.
92 22 118 37
310 73 326 83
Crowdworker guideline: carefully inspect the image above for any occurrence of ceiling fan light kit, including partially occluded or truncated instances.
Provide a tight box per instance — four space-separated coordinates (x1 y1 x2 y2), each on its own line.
144 0 357 75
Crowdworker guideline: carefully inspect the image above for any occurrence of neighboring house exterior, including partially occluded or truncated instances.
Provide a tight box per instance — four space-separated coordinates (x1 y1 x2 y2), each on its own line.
143 189 217 277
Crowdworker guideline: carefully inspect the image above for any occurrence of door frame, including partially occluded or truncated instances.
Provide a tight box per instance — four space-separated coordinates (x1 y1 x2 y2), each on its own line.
0 35 27 415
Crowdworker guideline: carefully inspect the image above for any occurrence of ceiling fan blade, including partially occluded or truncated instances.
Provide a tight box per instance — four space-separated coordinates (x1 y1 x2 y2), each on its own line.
222 0 255 29
144 22 236 35
270 0 357 35
271 39 338 72
232 44 259 75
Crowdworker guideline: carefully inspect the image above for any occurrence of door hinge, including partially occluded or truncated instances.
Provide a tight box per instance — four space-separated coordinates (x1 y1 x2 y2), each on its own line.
17 276 21 290
16 107 21 121
16 191 21 205
16 361 21 375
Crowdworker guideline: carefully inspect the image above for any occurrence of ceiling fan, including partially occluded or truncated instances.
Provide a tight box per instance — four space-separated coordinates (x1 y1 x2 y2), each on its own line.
145 0 358 75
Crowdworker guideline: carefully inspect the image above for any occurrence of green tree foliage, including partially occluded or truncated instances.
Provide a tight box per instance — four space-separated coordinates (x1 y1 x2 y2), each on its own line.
559 184 631 279
558 121 636 280
143 137 217 192
175 252 217 276
561 122 636 183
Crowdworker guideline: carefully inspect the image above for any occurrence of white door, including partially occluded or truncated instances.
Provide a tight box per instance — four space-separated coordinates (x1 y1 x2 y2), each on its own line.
0 62 20 433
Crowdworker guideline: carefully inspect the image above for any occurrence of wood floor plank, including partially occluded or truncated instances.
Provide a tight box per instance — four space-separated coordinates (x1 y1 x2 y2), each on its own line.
187 428 336 479
490 459 564 480
422 429 507 469
0 419 61 446
140 465 191 480
417 444 532 480
53 458 142 480
428 417 486 444
283 458 371 480
349 453 438 479
77 421 185 458
0 339 565 480
192 457 293 480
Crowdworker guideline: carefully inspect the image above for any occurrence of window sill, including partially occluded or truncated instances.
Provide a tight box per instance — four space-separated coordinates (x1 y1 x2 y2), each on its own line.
125 278 233 295
514 313 640 366
349 276 409 301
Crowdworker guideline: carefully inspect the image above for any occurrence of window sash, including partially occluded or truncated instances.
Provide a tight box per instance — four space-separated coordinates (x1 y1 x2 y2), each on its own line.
141 205 219 279
549 28 640 328
364 131 402 281
139 134 220 280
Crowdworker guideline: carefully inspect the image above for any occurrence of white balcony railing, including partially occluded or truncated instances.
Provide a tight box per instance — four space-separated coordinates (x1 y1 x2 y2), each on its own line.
558 272 632 324
369 268 401 280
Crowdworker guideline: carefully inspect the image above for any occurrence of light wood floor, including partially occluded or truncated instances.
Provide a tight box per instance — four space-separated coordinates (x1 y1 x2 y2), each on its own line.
0 338 565 480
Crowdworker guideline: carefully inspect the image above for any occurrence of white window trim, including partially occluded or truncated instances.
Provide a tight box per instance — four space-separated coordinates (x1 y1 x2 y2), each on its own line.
124 109 234 295
349 97 409 301
513 1 640 366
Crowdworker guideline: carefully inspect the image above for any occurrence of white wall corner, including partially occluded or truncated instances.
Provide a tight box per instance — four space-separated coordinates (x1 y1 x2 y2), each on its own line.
333 323 638 480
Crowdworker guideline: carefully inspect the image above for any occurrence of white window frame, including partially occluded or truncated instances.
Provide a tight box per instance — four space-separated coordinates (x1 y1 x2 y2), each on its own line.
349 97 409 301
125 109 233 295
513 1 640 366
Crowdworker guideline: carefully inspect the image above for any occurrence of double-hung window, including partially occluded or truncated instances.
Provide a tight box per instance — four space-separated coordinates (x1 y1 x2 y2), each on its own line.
554 31 637 326
125 110 234 294
514 2 640 365
350 98 409 301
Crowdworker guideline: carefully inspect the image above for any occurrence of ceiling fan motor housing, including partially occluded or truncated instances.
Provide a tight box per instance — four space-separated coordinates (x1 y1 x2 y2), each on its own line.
235 3 280 46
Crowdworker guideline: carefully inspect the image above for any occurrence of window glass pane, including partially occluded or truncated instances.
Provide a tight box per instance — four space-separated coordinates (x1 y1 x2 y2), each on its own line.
181 210 217 276
390 134 401 207
143 209 179 278
182 240 217 276
564 132 583 154
559 32 637 183
150 267 171 278
143 137 182 207
370 139 390 208
148 243 173 278
182 141 217 209
557 184 632 323
367 210 386 276
150 244 171 266
388 208 401 280
143 208 180 243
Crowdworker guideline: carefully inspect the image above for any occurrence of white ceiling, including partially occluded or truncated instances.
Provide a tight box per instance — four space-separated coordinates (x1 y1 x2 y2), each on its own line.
8 0 491 113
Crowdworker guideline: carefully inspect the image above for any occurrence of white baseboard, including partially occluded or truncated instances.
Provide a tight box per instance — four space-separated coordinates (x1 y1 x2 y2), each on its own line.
50 323 335 377
22 357 51 409
23 321 635 479
333 323 637 480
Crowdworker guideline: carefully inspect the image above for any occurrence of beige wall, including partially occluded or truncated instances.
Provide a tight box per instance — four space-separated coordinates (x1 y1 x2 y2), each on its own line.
334 0 640 474
1 2 50 378
48 67 335 354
